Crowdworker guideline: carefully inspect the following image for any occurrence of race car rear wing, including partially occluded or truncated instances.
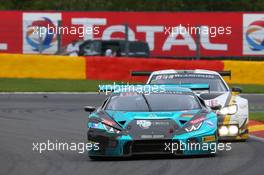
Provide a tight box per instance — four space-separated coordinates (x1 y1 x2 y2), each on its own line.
131 70 231 79
131 71 152 76
217 71 231 79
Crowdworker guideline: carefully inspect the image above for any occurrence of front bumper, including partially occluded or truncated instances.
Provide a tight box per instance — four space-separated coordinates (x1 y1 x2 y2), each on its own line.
218 127 249 141
218 119 249 141
87 128 217 157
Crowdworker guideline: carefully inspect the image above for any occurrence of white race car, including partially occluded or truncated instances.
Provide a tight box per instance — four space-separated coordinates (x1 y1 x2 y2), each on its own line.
132 69 249 141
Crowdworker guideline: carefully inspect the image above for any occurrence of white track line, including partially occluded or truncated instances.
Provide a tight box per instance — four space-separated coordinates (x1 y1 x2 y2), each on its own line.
249 135 264 142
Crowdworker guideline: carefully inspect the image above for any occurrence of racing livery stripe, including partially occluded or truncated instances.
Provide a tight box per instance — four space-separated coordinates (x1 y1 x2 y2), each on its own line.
217 92 232 124
223 94 236 125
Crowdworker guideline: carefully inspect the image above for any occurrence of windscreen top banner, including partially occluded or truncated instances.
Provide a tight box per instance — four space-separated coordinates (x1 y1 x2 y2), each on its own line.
0 11 263 57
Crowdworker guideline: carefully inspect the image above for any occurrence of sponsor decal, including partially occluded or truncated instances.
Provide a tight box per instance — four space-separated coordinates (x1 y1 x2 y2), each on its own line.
205 99 219 107
243 14 264 55
202 135 216 142
190 116 206 124
153 121 170 126
23 13 61 54
137 120 152 129
155 74 216 80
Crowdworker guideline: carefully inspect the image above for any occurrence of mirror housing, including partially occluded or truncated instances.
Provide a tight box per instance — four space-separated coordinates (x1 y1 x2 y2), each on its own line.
232 87 242 94
210 105 222 111
84 106 96 113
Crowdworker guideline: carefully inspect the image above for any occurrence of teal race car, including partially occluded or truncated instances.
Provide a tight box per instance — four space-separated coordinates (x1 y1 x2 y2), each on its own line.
85 85 218 159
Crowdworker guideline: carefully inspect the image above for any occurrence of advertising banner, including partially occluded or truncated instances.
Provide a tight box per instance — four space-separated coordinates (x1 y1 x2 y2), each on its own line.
61 12 242 57
0 11 263 57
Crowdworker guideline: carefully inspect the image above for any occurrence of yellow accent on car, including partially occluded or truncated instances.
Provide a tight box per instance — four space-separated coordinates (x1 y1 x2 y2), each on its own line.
202 135 216 142
223 94 236 125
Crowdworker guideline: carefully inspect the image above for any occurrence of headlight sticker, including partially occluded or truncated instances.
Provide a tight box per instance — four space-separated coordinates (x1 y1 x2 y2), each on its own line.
218 104 238 115
205 120 214 127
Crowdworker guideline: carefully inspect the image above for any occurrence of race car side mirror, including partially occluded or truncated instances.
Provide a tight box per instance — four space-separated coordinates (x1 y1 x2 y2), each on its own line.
210 105 222 111
232 87 242 94
84 106 96 113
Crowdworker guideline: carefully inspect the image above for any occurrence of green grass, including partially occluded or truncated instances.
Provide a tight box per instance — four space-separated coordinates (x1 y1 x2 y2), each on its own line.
229 84 264 94
0 78 263 93
0 78 117 92
250 112 264 122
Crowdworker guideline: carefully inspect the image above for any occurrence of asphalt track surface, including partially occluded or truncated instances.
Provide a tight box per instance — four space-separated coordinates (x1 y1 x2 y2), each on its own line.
241 94 264 112
0 94 264 175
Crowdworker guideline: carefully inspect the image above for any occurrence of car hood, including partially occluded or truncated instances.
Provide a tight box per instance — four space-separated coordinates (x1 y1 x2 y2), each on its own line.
105 109 202 128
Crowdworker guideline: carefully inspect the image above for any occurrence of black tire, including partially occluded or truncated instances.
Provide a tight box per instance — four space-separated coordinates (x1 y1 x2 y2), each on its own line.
239 139 247 142
210 153 217 157
89 156 102 160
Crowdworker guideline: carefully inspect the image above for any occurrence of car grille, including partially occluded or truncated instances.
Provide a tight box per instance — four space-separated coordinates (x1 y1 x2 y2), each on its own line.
126 119 178 140
132 140 171 153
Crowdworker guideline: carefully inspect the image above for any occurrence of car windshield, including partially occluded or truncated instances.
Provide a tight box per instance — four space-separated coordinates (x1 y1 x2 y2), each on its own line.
149 73 228 92
106 92 201 112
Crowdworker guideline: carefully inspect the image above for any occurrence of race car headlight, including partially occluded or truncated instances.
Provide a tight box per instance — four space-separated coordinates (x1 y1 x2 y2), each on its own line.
218 126 229 136
218 104 238 115
89 122 121 134
218 125 238 136
185 122 203 132
229 125 239 135
102 123 121 134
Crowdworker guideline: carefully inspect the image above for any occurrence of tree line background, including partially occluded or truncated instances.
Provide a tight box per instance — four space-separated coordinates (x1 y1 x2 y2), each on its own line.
0 0 262 11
